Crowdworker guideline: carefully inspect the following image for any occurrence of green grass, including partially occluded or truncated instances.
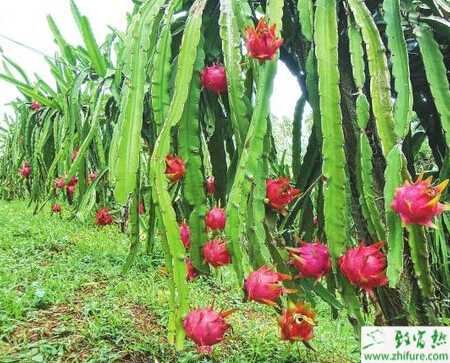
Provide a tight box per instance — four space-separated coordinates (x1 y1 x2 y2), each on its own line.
0 200 358 362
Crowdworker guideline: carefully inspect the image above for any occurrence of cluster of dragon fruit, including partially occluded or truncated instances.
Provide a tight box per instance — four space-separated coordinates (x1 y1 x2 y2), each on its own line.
18 18 449 354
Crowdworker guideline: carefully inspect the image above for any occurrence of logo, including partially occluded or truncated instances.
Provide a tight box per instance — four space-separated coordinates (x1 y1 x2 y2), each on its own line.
361 327 449 362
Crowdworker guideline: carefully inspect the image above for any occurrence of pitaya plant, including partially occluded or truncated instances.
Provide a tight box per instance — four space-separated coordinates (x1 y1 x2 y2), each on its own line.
1 0 450 351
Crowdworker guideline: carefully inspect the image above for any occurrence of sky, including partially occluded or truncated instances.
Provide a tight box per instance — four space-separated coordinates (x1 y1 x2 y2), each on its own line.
0 1 301 128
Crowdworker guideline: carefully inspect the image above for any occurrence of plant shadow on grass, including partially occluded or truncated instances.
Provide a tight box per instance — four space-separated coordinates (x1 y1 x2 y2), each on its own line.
0 200 359 362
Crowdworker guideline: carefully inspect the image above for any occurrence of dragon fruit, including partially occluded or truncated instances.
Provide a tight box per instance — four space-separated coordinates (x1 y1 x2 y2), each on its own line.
391 177 449 227
244 266 293 306
66 176 78 198
202 239 231 267
183 308 233 354
66 185 75 198
186 258 199 281
96 208 113 226
165 155 185 182
205 207 226 231
51 203 62 214
205 176 216 195
67 176 78 187
180 222 191 249
19 162 31 178
339 242 388 293
201 64 227 94
245 18 283 62
266 177 301 212
138 201 145 215
31 101 41 111
54 177 65 189
88 171 97 184
279 302 316 342
287 241 331 280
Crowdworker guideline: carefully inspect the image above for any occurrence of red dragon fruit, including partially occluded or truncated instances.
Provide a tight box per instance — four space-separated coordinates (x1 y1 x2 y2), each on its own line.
66 176 78 198
88 171 97 184
31 101 41 111
339 242 388 293
244 266 293 306
54 177 65 189
245 18 283 62
287 241 331 280
138 201 145 215
19 162 31 178
51 203 62 214
67 176 78 187
205 176 216 195
186 258 199 281
205 207 226 231
200 64 227 94
96 208 113 226
180 222 191 249
183 308 233 354
391 177 449 227
165 155 185 182
202 239 231 267
266 177 301 212
66 185 75 198
279 302 316 342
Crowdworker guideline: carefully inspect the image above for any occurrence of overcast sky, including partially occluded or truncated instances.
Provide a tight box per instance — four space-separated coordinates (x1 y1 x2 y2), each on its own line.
0 1 300 128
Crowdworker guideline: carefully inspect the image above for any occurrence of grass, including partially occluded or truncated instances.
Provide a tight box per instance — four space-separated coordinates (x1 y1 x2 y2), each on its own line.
0 200 359 362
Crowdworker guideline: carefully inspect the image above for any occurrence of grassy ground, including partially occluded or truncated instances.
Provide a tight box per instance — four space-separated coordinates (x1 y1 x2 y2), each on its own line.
0 200 358 362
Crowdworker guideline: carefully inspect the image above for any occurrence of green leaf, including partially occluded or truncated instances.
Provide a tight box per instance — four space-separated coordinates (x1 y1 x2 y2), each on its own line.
70 0 108 77
384 145 405 287
407 225 434 298
383 0 413 138
178 43 208 272
359 134 386 241
110 0 165 205
347 0 397 156
315 0 348 259
415 23 450 150
151 0 179 132
225 0 284 281
297 0 314 41
149 0 207 349
219 0 251 152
